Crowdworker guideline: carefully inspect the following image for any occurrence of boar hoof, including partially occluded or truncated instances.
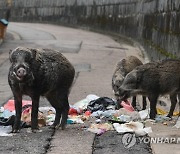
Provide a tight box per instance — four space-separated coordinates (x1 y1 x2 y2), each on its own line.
149 114 156 120
11 129 20 133
49 124 60 130
61 124 66 130
166 114 172 119
32 129 42 133
142 107 146 110
11 124 21 133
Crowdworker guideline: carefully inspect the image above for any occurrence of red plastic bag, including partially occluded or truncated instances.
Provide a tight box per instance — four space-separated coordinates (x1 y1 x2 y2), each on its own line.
4 100 32 112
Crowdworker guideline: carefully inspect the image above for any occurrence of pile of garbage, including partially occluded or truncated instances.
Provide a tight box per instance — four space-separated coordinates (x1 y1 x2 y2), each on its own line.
0 94 180 136
67 94 180 136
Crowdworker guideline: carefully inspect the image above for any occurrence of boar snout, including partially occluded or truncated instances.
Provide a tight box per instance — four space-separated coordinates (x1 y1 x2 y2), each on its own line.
13 64 29 81
16 67 27 78
118 87 130 100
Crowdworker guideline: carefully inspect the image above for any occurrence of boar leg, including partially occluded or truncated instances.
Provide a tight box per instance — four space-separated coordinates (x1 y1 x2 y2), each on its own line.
47 91 69 130
148 95 158 119
131 96 137 109
47 95 62 129
142 96 147 110
59 94 69 130
31 95 40 132
12 94 22 133
167 94 177 118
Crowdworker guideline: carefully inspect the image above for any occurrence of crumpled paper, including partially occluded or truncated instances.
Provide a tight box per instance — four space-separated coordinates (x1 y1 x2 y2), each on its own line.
113 121 152 136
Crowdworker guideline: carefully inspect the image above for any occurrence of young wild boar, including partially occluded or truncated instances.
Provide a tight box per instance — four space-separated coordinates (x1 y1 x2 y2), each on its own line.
118 59 180 119
8 47 75 132
112 56 147 110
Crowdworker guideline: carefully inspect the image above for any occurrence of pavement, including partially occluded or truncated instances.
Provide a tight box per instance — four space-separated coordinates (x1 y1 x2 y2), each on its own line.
0 22 180 154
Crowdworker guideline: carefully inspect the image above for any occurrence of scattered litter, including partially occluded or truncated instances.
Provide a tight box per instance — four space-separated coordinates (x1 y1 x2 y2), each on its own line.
155 115 171 123
118 115 131 122
157 108 180 116
0 109 15 119
1 94 179 137
0 126 13 136
68 116 84 124
46 114 55 126
4 100 32 112
158 100 167 106
86 94 100 102
0 115 15 126
39 107 55 115
173 117 180 129
113 121 152 136
163 122 167 125
114 108 140 121
21 105 46 127
121 100 134 112
73 94 99 110
95 119 101 123
91 110 116 118
84 111 91 116
157 108 167 115
139 109 149 120
87 123 114 135
68 106 83 115
87 97 116 113
135 127 152 136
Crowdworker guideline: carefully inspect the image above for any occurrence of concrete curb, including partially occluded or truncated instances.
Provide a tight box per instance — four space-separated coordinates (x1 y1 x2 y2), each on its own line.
0 38 3 46
7 30 21 40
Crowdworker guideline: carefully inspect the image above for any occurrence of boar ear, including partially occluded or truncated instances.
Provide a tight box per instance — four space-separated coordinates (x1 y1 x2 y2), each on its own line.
9 49 13 62
136 71 142 83
28 48 37 59
29 48 43 62
9 49 12 54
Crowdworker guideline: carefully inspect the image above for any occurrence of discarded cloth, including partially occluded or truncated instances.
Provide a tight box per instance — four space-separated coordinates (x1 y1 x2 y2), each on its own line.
90 110 116 118
21 105 46 127
0 115 15 126
73 94 100 110
4 100 32 112
87 97 116 113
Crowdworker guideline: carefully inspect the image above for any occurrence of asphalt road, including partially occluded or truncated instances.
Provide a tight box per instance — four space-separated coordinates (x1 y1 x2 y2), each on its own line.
0 22 151 154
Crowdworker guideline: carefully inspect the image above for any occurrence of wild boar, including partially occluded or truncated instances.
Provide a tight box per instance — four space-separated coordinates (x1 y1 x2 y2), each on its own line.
8 47 75 132
118 59 180 119
112 56 147 110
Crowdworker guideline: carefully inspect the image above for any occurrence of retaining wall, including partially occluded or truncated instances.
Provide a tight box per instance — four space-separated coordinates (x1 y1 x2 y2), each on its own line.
0 0 180 60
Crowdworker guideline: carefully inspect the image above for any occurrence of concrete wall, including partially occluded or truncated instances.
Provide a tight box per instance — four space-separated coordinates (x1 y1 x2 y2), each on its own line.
0 0 180 60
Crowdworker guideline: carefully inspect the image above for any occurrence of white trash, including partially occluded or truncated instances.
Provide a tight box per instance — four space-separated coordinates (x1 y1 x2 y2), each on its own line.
0 126 13 136
173 117 180 129
73 94 100 110
139 109 150 120
113 121 152 136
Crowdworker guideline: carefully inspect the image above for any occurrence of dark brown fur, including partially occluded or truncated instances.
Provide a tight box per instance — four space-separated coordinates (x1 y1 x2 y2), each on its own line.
112 56 147 109
119 59 180 119
8 47 75 132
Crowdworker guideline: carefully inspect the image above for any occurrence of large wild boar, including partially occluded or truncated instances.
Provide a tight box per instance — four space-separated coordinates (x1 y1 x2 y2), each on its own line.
112 56 147 110
8 47 75 132
118 59 180 119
